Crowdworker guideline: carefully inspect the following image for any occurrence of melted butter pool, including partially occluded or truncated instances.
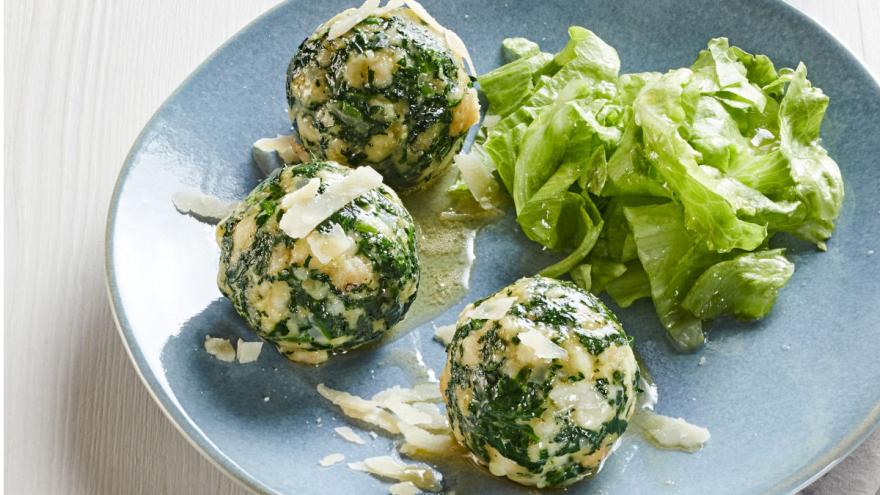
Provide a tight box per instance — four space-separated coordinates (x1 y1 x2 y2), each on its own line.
385 168 503 339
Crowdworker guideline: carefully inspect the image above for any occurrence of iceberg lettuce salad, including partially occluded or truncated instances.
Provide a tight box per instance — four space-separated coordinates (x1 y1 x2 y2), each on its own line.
462 27 843 350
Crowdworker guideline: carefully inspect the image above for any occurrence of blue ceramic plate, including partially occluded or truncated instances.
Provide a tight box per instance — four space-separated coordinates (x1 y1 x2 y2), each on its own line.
106 1 880 493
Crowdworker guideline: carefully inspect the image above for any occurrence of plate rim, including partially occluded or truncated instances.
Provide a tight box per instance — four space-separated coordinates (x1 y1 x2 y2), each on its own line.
103 1 880 494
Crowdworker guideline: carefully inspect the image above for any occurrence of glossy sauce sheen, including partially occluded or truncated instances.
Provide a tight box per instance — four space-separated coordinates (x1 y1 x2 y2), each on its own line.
384 167 499 339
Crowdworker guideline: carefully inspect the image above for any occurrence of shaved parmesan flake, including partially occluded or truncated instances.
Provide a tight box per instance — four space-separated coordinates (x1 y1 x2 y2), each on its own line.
328 0 380 39
401 0 443 31
280 178 321 211
369 387 446 430
204 337 235 362
403 0 446 34
371 383 442 404
335 426 367 445
481 114 501 129
632 411 710 452
518 329 568 360
548 381 612 429
389 481 421 495
289 349 329 365
319 453 346 467
172 191 237 223
349 456 441 491
252 134 307 175
236 339 263 363
317 384 400 433
638 374 659 411
307 223 355 263
374 0 405 15
443 29 475 75
398 423 457 457
410 402 448 431
382 401 434 426
317 381 454 462
279 166 383 239
402 0 474 74
433 324 455 346
470 296 516 320
324 0 474 74
454 150 499 210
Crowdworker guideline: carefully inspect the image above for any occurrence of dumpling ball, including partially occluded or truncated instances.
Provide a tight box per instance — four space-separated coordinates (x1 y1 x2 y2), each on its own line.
216 161 419 364
440 276 640 488
286 4 480 190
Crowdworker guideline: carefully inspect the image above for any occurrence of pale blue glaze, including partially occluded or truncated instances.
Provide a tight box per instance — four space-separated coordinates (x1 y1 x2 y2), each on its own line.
105 1 880 493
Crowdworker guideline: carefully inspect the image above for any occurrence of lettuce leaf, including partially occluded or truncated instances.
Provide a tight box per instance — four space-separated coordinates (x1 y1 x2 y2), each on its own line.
484 122 526 192
633 70 768 252
569 263 592 291
691 38 767 112
514 97 621 212
682 249 794 320
602 112 671 198
478 51 554 118
488 27 620 137
538 193 604 278
502 37 541 62
472 30 843 351
591 198 641 263
588 258 628 294
605 261 652 308
511 84 597 211
624 202 719 350
731 45 780 89
777 64 845 247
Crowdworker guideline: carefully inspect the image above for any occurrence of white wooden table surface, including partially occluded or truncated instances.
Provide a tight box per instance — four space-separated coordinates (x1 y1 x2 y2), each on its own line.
6 1 880 494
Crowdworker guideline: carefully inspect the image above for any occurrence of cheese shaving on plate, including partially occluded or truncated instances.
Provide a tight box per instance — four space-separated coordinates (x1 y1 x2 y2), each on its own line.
631 411 711 452
204 337 235 362
481 114 501 129
289 348 329 365
236 339 263 363
318 380 461 489
397 422 456 457
381 401 434 427
317 384 401 433
388 481 421 495
335 426 367 444
408 402 448 431
253 134 308 166
453 149 500 211
349 456 441 491
319 453 346 467
371 383 442 404
172 191 237 223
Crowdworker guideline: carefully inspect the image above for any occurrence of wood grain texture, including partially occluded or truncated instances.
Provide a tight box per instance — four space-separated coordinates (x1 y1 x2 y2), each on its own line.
3 1 878 494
